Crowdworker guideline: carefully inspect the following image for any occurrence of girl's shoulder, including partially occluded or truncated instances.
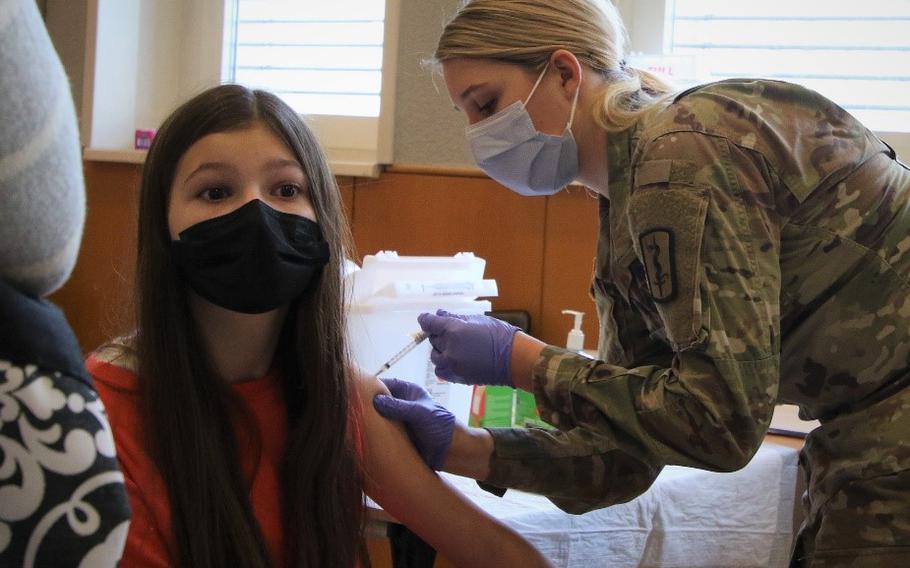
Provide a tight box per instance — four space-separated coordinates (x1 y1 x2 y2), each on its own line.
85 338 147 470
86 336 140 392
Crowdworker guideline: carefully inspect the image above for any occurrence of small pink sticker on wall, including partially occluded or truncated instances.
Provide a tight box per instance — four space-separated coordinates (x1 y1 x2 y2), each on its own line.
134 129 156 150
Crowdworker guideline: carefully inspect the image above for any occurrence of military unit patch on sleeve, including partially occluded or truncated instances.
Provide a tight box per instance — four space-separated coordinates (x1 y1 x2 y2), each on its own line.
639 228 677 303
628 185 708 347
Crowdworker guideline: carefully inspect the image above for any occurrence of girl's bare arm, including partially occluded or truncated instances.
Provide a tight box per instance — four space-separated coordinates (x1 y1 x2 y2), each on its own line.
355 372 552 568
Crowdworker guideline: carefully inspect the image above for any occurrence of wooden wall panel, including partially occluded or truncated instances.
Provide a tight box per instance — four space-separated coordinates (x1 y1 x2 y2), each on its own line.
49 161 142 352
337 175 355 225
351 172 547 335
539 187 601 348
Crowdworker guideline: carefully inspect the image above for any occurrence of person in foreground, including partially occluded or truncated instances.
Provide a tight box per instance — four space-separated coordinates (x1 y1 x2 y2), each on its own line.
87 84 551 567
373 1 910 567
1 0 131 565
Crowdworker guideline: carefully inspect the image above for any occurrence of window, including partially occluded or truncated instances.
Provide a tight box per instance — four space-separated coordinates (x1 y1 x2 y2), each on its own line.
665 0 910 133
618 0 910 155
227 1 385 118
223 0 398 176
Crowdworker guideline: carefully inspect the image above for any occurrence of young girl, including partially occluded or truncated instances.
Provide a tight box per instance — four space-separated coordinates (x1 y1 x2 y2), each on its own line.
86 84 550 568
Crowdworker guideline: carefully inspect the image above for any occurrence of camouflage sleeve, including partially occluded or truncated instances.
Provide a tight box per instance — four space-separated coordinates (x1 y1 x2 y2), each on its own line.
485 131 781 513
594 274 675 369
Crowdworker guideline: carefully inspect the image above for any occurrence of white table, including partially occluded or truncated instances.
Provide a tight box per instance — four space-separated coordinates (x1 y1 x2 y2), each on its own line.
371 441 802 568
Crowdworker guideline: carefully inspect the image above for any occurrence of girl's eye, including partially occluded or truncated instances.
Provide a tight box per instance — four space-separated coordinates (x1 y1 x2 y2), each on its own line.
200 187 229 201
274 184 300 198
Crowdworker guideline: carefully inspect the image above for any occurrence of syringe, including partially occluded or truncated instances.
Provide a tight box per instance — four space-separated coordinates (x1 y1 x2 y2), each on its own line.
374 331 429 376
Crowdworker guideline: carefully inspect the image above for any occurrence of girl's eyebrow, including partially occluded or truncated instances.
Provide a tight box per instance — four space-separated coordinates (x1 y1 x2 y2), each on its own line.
261 158 303 172
182 158 304 188
182 161 235 187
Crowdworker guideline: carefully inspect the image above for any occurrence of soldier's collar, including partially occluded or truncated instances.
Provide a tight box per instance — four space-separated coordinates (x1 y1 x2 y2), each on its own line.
604 125 637 257
605 125 635 202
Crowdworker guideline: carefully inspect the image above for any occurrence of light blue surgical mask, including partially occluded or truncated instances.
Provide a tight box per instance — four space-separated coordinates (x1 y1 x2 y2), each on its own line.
466 65 581 196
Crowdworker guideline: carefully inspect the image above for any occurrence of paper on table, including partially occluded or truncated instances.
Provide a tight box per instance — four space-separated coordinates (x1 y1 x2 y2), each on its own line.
769 404 819 437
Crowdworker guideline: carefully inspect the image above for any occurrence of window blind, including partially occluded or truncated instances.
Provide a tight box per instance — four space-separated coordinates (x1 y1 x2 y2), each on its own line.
668 0 910 132
229 0 385 118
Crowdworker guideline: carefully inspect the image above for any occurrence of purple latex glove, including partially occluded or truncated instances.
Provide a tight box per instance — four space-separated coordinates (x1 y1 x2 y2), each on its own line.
418 309 519 386
372 378 455 471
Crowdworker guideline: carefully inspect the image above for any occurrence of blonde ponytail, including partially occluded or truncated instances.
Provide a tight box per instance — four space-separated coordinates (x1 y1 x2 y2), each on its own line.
595 66 675 132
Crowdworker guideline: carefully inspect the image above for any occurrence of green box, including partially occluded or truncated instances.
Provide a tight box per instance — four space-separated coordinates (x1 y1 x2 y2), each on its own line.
469 386 550 429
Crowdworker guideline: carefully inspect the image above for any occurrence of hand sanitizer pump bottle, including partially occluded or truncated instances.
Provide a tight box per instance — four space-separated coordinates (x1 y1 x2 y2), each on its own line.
561 310 585 352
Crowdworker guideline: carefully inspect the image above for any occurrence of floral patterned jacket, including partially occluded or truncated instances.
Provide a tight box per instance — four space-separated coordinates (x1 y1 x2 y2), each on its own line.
0 279 131 567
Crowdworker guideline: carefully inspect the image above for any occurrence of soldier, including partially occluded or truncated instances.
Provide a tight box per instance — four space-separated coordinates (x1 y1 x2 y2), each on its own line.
373 1 910 566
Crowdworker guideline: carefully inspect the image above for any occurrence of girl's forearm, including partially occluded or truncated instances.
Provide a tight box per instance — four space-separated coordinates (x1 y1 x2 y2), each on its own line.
441 517 553 567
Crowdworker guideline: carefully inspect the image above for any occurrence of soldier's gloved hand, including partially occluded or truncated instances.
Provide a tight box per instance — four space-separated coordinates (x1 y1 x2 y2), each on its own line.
372 378 455 471
418 309 519 387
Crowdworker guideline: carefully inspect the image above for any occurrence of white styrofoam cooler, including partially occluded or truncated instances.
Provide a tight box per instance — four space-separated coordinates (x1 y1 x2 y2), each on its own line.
345 251 497 423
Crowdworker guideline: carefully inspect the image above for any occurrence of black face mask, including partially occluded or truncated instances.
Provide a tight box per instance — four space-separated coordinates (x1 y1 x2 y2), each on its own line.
170 200 330 314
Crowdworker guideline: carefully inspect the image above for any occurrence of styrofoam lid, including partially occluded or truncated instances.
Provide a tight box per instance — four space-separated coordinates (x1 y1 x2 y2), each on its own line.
349 299 493 314
348 251 495 302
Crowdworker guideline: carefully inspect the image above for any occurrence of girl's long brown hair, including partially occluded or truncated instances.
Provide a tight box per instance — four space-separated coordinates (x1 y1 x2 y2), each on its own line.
135 85 363 567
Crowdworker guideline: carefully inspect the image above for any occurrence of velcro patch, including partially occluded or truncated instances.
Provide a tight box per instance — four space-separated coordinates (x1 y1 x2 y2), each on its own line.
628 187 709 348
634 159 697 188
636 160 673 187
638 229 677 303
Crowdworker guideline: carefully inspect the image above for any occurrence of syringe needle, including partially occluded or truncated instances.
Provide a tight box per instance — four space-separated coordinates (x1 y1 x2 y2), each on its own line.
374 331 429 376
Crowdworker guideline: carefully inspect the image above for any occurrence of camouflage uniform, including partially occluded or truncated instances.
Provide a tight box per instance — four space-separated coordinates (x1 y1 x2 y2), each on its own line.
483 80 910 567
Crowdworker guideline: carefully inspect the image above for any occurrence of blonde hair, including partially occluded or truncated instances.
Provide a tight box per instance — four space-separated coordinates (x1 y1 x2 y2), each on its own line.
434 0 675 132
